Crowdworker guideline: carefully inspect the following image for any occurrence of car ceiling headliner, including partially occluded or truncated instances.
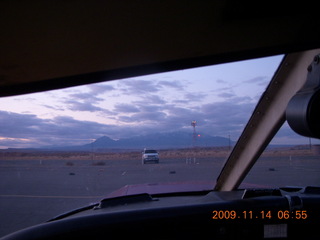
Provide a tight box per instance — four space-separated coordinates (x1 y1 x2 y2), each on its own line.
1 1 320 96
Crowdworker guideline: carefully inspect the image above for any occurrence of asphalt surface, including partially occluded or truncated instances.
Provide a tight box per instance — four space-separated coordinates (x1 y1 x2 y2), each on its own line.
0 156 319 237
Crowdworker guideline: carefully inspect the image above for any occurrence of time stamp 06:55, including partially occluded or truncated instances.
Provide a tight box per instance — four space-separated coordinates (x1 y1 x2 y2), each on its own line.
212 210 308 220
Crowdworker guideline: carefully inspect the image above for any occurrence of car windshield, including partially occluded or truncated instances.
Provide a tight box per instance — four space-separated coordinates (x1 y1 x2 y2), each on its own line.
145 150 157 153
0 55 319 236
242 123 320 188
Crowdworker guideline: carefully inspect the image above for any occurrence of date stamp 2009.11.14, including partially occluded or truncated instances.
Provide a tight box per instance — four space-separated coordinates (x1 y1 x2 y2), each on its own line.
212 210 308 220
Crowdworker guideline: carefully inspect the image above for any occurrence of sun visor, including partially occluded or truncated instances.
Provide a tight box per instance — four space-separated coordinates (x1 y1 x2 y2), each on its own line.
286 54 320 139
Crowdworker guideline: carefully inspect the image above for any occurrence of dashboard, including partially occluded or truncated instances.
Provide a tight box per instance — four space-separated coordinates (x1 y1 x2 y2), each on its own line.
2 187 320 240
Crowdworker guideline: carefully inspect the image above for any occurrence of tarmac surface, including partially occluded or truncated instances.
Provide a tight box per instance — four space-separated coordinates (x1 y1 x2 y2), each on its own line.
0 155 319 237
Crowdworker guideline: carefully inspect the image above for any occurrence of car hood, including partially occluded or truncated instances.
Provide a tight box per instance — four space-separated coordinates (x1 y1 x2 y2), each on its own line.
106 181 270 198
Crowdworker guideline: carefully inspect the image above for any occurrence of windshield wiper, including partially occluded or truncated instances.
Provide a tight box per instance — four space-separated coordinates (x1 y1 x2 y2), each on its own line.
46 203 99 222
97 193 156 208
46 190 214 222
46 193 155 222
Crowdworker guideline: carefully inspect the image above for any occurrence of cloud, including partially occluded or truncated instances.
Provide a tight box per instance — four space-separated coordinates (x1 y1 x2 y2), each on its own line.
216 79 227 84
130 111 167 123
1 72 317 149
217 92 235 99
157 80 184 90
63 90 106 112
41 104 65 111
1 93 316 149
270 122 314 145
87 84 115 94
199 100 255 138
70 92 103 101
243 76 268 85
0 111 42 138
184 92 207 102
119 79 160 95
113 103 140 113
0 111 112 147
134 95 167 105
64 100 105 112
58 83 116 113
0 137 34 149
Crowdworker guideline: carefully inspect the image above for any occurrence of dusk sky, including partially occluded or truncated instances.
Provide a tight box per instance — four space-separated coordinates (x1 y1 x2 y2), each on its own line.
0 55 318 149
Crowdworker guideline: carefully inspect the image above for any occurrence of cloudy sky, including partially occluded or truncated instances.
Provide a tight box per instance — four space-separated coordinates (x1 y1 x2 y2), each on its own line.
0 55 318 149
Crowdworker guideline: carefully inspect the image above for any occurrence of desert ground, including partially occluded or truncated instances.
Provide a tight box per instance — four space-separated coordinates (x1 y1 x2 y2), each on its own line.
1 145 318 161
0 146 319 237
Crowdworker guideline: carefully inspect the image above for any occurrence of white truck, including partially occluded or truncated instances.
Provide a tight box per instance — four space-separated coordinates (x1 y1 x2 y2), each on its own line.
142 149 159 164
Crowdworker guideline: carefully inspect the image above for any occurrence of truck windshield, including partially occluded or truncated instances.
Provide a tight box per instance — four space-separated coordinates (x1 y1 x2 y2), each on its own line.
1 54 320 237
145 150 157 153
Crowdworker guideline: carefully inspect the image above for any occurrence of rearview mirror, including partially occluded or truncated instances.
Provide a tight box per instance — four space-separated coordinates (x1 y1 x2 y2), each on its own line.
286 54 320 139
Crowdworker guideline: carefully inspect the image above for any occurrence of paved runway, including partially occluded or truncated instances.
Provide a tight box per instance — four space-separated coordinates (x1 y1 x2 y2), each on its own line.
0 155 319 237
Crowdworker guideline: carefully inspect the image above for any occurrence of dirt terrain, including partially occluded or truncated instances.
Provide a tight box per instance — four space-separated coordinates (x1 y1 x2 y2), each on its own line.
0 145 319 237
0 145 318 161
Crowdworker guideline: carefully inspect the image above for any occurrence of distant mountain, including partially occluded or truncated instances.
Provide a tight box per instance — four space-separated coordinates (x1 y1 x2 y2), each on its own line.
83 132 233 151
1 131 301 152
0 132 234 152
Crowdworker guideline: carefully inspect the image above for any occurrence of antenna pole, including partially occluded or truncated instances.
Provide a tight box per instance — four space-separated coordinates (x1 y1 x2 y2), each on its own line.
191 120 197 147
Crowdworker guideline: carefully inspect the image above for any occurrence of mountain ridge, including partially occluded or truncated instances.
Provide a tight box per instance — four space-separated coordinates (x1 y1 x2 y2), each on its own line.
1 132 234 151
83 131 232 150
1 132 303 152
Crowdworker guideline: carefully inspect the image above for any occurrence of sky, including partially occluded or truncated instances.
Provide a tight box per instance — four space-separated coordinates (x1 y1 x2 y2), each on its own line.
0 55 318 149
